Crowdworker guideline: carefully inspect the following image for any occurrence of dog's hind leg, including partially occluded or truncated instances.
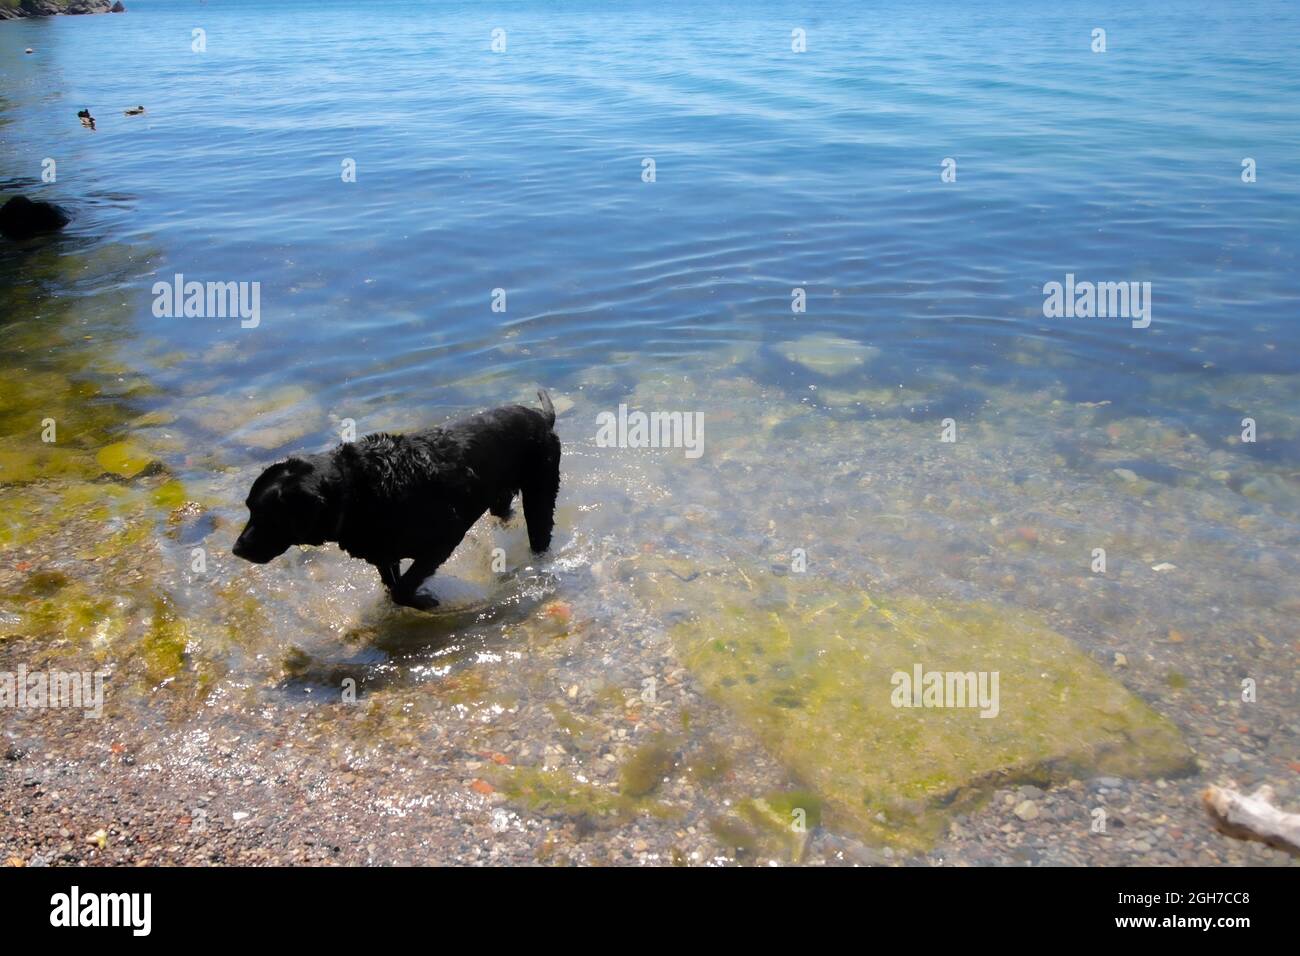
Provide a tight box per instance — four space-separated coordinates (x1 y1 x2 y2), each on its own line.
521 434 561 554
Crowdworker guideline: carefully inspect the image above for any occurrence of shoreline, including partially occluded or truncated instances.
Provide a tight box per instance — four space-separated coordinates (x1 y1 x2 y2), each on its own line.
0 1 119 21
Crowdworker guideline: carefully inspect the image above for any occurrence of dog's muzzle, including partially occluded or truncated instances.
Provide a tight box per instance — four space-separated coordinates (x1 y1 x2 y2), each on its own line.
232 527 280 564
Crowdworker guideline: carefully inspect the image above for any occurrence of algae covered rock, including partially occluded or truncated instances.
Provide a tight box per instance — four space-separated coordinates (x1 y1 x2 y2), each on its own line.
657 569 1195 849
96 440 156 479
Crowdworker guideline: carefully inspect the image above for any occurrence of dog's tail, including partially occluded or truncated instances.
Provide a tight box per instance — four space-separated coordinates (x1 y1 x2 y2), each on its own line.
537 389 556 427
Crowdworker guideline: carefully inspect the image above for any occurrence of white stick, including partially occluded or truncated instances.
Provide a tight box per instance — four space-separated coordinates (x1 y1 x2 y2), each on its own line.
1203 784 1300 855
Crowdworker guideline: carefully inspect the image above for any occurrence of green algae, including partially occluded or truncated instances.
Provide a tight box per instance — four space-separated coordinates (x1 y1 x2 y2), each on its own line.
0 444 97 485
709 789 824 862
657 569 1196 850
151 479 189 510
618 733 679 797
96 441 157 479
140 595 189 683
19 569 71 598
749 789 823 830
0 456 217 699
707 816 764 858
491 765 678 827
0 232 244 713
546 701 594 739
5 584 121 647
682 739 730 783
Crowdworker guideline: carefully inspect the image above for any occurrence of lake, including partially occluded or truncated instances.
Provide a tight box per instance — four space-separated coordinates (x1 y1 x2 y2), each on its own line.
1 0 1297 865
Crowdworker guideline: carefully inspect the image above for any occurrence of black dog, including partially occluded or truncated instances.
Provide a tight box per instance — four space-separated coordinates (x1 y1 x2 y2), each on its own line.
233 391 561 610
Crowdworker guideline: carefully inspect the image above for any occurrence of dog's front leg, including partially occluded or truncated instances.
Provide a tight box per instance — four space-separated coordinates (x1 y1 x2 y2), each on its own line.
390 553 451 611
376 561 402 594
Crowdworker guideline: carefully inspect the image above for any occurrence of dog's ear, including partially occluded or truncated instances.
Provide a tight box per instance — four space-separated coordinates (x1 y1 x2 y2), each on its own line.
249 459 304 503
272 458 324 501
281 457 339 545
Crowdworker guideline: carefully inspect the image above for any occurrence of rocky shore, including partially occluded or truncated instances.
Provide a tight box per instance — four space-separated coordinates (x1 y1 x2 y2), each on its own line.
2 353 1297 867
0 0 122 20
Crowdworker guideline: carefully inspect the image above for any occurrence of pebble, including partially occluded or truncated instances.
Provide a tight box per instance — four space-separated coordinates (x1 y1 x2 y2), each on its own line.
1013 800 1039 821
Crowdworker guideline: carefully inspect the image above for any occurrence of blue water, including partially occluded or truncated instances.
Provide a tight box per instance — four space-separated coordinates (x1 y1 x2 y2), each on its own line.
3 0 1298 465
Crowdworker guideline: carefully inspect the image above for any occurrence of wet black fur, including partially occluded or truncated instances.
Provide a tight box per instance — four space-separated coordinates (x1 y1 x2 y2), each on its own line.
233 392 561 610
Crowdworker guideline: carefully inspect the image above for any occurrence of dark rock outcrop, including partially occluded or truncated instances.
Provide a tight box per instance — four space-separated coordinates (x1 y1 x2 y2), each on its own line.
0 1 113 19
0 196 71 241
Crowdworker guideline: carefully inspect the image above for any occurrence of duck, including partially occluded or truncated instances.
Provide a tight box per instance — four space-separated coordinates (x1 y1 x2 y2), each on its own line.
123 106 146 117
77 109 96 131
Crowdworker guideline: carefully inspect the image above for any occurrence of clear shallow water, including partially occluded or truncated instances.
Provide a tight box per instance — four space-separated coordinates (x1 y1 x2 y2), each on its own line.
2 0 1299 863
3 0 1299 438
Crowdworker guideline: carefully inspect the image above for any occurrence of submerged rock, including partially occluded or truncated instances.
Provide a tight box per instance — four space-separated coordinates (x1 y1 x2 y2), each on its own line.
1235 473 1300 510
650 568 1196 850
96 440 158 479
0 196 70 241
776 334 880 377
187 384 325 450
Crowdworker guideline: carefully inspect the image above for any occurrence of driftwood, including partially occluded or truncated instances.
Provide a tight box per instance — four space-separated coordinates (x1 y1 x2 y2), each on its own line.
1203 784 1300 856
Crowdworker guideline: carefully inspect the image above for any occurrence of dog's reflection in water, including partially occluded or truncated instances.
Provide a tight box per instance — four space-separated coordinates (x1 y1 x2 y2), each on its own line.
274 532 557 698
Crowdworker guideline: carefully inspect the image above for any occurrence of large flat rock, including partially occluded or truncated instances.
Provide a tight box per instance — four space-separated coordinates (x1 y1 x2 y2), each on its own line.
640 563 1196 849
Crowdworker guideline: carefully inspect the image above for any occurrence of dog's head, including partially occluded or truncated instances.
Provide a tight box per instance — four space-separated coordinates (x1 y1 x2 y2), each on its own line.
233 457 335 564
